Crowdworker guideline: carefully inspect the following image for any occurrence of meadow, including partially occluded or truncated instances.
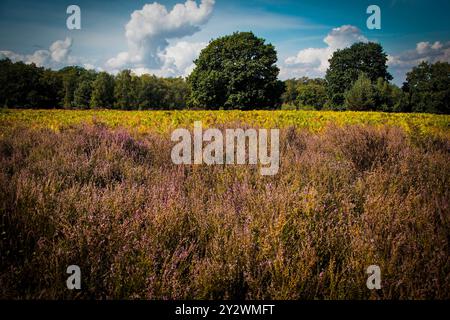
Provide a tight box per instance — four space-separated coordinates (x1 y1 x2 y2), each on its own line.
0 109 449 299
1 109 449 135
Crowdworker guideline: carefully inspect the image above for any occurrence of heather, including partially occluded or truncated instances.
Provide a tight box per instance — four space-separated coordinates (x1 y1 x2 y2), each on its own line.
0 121 449 299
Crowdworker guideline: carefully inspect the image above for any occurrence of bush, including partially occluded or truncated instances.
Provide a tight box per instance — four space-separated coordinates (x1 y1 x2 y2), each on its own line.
1 123 449 299
296 83 327 110
344 73 375 111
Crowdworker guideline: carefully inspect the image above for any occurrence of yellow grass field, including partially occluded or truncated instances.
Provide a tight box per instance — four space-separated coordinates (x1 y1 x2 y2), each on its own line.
1 109 449 136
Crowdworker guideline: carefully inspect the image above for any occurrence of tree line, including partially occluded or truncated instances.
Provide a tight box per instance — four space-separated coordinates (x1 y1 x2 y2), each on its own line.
1 32 449 114
282 42 449 114
0 61 190 110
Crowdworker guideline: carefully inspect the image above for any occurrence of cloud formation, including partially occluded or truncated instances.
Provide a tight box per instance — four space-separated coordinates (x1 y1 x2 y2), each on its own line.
281 25 368 79
131 41 207 77
159 41 207 77
388 41 450 69
386 40 450 83
106 0 214 75
0 37 74 68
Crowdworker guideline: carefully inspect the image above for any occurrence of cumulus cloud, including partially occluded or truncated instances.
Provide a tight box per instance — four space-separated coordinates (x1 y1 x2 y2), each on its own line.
281 24 450 84
49 38 72 63
281 25 368 79
0 37 74 68
106 0 214 75
386 40 450 84
130 41 207 77
388 41 450 69
159 41 207 76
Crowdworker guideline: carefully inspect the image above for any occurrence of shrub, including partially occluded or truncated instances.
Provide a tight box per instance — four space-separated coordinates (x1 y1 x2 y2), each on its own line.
344 73 375 111
1 123 449 299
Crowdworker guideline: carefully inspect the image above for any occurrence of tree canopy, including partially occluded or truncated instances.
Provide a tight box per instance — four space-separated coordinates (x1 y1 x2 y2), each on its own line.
0 37 448 114
187 31 284 110
325 42 392 107
0 59 190 110
402 61 450 114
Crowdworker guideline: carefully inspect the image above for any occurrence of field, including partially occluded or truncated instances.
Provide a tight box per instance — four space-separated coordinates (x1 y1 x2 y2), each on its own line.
0 109 449 299
1 109 449 135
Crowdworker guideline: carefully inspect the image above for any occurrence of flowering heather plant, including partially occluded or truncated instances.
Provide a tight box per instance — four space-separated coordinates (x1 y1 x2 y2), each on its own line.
0 122 449 299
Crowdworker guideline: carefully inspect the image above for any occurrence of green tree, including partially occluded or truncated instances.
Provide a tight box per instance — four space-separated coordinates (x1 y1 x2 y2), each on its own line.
0 58 56 108
344 73 375 111
188 31 284 109
296 81 327 110
162 77 190 110
114 70 138 109
325 42 392 108
402 61 450 114
39 69 63 108
60 66 86 108
281 78 301 106
90 72 114 108
74 78 93 109
373 78 404 112
136 74 163 109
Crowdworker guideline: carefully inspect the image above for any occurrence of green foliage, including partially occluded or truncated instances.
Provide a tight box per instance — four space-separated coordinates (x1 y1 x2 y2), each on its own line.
73 79 93 109
326 42 392 108
188 32 284 109
281 77 326 110
0 50 448 114
60 66 86 108
403 61 450 114
135 75 190 110
344 73 375 111
40 69 63 108
136 74 163 109
114 70 138 110
280 79 300 104
73 71 96 109
90 72 115 108
373 78 406 112
0 59 190 110
296 82 327 110
162 77 190 110
0 58 60 108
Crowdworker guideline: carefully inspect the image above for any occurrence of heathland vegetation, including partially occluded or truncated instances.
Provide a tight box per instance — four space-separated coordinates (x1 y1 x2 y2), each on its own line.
1 31 449 299
1 119 449 299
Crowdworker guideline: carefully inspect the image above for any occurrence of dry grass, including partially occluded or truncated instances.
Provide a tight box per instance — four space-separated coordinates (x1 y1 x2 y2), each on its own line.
0 122 449 299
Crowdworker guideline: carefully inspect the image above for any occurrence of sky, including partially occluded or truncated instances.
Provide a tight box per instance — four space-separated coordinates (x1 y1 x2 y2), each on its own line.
0 0 449 85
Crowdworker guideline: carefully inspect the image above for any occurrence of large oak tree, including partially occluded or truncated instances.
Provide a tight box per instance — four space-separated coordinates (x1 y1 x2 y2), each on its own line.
325 42 392 107
187 32 284 109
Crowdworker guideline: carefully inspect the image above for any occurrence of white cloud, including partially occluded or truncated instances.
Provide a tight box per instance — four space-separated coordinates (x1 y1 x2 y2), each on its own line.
128 41 206 78
106 0 214 76
49 37 72 63
159 41 207 76
386 40 450 84
281 25 450 84
0 37 74 68
280 25 368 79
388 41 450 69
0 50 27 63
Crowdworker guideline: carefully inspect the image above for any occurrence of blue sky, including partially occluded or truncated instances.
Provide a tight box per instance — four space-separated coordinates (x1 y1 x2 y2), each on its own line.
0 0 449 84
